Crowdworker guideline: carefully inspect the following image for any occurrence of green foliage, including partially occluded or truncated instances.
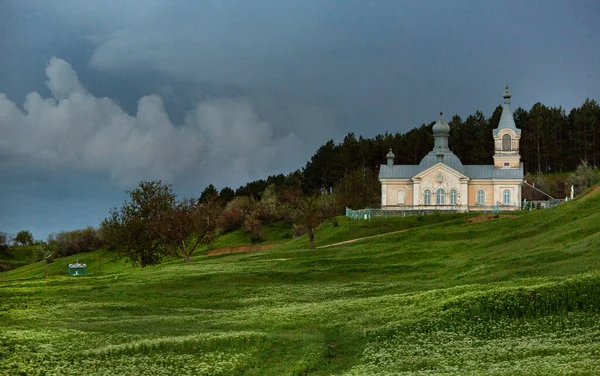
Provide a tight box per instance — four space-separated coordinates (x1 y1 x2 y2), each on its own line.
218 186 235 205
567 160 600 195
100 180 177 267
334 168 380 209
51 227 104 258
199 184 219 203
14 230 34 246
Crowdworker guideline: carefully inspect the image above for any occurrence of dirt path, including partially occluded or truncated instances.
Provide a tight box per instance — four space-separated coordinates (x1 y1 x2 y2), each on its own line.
316 228 412 249
206 244 277 256
317 214 514 249
465 214 512 223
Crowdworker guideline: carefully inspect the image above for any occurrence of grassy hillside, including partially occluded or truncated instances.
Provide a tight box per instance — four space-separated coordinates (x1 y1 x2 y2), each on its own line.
1 190 600 375
0 245 40 271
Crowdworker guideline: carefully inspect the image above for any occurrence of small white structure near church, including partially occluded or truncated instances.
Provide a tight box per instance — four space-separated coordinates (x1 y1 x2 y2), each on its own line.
379 87 523 211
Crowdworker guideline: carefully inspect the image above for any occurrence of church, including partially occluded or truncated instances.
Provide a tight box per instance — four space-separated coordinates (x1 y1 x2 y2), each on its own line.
379 87 523 211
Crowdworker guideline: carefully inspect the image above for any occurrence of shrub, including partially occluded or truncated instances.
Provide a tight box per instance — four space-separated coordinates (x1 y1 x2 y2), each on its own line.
54 227 104 257
219 196 257 233
567 160 600 195
292 224 307 237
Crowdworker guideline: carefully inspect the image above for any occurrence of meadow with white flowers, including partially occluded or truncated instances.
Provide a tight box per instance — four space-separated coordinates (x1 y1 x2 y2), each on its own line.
2 189 600 375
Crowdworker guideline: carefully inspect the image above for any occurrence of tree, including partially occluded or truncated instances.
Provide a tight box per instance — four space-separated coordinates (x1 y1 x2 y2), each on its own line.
200 184 219 203
15 230 34 246
162 197 221 263
284 187 337 250
334 168 380 209
219 186 235 205
0 232 12 252
100 180 177 267
53 227 104 257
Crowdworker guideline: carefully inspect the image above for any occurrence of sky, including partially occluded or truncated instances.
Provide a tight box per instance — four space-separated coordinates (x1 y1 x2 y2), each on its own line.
1 0 599 239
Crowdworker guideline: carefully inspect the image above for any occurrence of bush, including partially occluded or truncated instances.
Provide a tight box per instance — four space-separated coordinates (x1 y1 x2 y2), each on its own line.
219 196 256 233
292 224 307 237
567 160 600 195
53 227 104 257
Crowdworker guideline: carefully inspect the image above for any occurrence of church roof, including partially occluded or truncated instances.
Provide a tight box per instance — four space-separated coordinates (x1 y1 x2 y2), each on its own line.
464 164 524 179
417 150 464 174
379 163 524 180
494 86 521 136
379 165 417 179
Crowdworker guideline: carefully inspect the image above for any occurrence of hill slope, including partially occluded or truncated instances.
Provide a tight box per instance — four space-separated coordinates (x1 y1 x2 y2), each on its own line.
1 190 600 375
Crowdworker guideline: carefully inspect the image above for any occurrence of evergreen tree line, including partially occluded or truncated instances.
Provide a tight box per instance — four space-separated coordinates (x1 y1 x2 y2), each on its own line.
224 98 599 201
301 98 600 192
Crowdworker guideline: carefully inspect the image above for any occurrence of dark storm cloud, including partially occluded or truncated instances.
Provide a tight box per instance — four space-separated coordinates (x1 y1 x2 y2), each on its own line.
0 0 599 238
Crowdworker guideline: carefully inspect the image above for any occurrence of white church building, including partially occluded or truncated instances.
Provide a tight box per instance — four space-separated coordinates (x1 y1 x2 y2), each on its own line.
379 87 523 211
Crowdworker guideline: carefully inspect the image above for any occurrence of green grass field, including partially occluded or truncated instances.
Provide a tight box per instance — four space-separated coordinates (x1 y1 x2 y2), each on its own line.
0 245 40 272
1 189 600 375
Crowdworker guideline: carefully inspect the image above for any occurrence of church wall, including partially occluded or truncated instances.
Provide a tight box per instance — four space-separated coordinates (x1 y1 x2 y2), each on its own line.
468 180 522 208
381 181 413 206
468 181 494 206
492 182 522 208
493 156 520 168
418 167 464 205
494 130 520 151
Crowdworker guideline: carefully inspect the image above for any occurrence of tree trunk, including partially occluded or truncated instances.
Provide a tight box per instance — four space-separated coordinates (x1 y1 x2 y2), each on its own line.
183 252 192 264
307 226 316 250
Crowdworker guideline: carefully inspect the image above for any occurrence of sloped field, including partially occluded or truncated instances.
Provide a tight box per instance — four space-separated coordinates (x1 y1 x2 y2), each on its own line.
1 191 599 375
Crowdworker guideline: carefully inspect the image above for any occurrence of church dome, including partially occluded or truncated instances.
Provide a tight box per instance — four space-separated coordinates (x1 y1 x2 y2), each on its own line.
417 150 464 174
432 112 450 136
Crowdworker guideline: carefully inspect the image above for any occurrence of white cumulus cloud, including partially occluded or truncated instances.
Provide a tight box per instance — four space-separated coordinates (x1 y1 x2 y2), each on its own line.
0 58 304 187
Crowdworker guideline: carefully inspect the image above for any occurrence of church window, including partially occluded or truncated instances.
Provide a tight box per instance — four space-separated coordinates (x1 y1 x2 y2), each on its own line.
423 189 432 205
450 189 458 205
477 190 485 205
436 188 446 205
502 134 511 151
397 190 406 205
503 189 511 205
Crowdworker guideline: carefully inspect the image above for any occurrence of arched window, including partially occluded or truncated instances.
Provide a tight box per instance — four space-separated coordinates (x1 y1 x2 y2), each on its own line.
450 189 458 205
423 189 431 205
502 134 511 151
397 190 406 205
436 188 446 205
477 190 485 205
503 189 511 205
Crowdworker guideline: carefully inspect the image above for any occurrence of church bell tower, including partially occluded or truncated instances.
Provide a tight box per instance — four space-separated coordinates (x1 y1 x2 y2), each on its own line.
493 86 521 169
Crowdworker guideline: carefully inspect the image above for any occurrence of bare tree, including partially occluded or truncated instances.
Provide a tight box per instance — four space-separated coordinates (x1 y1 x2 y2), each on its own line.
284 187 337 250
0 232 13 252
162 197 221 263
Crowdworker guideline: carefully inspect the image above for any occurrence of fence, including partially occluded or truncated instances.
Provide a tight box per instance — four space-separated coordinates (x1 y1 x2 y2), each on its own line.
346 204 519 221
347 199 567 221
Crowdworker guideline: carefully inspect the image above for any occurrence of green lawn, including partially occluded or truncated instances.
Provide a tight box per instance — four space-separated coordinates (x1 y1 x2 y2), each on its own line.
1 190 600 375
